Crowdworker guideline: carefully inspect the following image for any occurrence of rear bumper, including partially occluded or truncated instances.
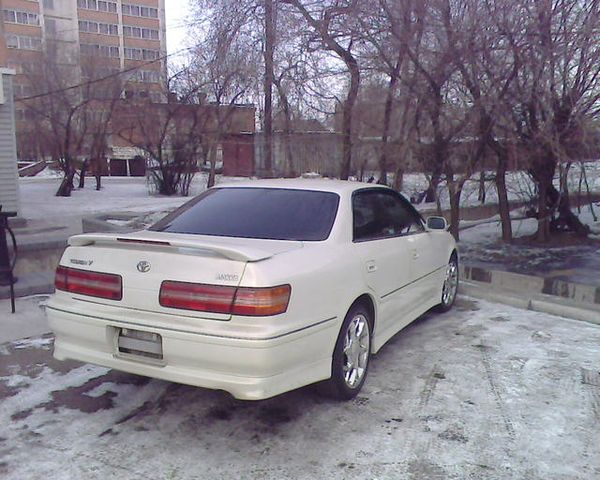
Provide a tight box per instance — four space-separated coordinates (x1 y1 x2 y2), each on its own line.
46 304 338 400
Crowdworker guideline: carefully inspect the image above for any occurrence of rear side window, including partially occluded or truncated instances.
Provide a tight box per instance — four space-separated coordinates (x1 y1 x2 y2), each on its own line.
150 188 340 241
353 189 424 241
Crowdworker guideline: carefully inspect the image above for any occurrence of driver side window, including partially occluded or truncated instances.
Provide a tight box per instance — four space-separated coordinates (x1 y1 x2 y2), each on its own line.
353 190 424 242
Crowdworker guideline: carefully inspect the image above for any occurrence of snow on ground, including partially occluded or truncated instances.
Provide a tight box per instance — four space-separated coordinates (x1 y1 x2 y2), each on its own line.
0 297 598 479
20 174 205 222
398 160 600 211
17 174 247 235
18 161 600 227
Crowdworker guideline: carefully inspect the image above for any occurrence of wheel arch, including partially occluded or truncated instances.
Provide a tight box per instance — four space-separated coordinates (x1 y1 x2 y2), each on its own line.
348 293 376 336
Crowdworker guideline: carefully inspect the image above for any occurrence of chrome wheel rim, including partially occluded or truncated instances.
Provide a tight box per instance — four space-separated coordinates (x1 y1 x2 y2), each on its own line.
442 260 458 306
342 314 370 389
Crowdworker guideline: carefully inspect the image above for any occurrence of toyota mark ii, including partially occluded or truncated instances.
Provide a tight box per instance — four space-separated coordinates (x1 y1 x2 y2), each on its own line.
47 179 458 400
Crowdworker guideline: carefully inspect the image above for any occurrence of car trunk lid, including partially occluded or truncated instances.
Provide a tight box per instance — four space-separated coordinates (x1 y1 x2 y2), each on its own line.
63 231 303 320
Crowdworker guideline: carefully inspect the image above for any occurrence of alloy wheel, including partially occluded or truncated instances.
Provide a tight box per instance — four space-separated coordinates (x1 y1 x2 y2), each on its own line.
442 259 458 306
342 314 370 388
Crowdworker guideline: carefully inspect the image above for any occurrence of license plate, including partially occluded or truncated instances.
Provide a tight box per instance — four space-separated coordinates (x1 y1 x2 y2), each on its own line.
117 328 163 360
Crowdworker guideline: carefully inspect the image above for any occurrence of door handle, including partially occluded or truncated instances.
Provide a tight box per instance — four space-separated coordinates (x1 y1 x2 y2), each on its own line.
412 249 419 260
366 260 377 273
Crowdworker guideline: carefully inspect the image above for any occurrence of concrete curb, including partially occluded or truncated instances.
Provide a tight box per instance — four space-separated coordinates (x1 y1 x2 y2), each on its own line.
460 264 600 307
459 281 600 326
82 211 140 234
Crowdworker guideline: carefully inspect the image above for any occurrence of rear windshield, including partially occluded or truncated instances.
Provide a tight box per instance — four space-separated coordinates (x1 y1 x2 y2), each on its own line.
150 187 340 241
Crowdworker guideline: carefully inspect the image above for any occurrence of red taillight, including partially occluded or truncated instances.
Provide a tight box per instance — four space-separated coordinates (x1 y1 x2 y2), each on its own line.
159 282 291 316
231 285 291 316
55 266 122 300
159 281 236 314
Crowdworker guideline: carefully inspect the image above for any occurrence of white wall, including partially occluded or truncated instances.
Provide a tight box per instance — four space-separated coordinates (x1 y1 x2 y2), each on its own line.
0 72 20 215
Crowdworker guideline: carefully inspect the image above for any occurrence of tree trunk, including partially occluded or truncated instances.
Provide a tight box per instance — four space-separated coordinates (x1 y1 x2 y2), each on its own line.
425 166 442 203
495 155 512 243
478 171 486 204
535 176 551 242
379 68 400 185
549 183 590 236
78 159 89 189
393 164 404 192
276 83 296 177
207 144 217 188
340 59 360 180
448 185 462 241
263 0 275 177
56 170 75 197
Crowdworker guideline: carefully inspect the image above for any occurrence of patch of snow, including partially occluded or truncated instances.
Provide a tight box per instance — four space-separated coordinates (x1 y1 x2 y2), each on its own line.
12 336 54 350
0 364 110 418
104 219 131 227
1 374 32 389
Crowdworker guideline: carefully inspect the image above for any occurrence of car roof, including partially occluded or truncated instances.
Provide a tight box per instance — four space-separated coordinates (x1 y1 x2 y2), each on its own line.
215 178 390 196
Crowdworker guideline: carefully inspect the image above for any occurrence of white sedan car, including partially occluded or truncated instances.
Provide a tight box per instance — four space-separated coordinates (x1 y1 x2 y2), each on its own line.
47 179 458 400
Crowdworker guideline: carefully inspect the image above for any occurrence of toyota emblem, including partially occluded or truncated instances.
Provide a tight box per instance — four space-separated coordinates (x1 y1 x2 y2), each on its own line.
137 261 151 273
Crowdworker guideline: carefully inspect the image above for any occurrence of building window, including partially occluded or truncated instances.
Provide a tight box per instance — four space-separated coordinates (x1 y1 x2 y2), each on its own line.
80 43 120 58
129 69 160 83
45 18 57 34
99 23 118 35
79 20 98 33
78 0 117 13
6 35 18 49
43 0 54 9
124 47 160 61
79 20 118 36
142 70 160 83
5 34 42 51
3 10 40 26
123 25 159 40
7 62 38 75
122 3 159 19
14 84 33 98
82 65 120 79
143 49 159 60
124 47 141 60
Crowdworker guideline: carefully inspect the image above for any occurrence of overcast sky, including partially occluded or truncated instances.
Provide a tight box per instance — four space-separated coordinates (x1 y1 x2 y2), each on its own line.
165 0 192 56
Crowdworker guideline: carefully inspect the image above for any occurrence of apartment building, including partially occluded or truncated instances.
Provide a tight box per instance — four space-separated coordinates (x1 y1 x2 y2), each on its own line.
0 0 167 159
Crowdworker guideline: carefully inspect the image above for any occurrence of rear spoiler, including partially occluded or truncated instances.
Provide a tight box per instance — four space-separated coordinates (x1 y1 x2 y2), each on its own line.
69 233 277 262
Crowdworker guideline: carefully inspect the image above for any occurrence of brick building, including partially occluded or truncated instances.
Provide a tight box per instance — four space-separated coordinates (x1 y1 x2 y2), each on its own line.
109 100 256 178
0 0 167 161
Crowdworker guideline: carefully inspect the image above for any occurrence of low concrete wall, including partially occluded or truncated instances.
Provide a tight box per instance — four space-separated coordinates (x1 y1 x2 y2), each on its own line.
18 161 47 177
460 264 600 307
82 212 140 234
12 238 66 278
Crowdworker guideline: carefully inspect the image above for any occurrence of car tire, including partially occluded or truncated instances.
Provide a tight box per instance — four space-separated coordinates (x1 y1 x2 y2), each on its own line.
323 303 372 400
435 253 459 312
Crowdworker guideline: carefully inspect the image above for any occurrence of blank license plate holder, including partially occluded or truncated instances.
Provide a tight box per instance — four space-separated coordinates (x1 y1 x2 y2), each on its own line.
117 328 163 360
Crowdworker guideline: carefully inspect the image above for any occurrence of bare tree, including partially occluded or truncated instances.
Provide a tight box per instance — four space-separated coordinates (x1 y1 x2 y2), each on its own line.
116 73 209 196
17 58 122 196
281 0 362 180
355 0 420 186
503 0 600 241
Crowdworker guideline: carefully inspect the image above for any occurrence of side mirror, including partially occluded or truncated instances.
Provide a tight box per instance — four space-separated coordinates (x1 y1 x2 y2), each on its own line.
426 216 447 230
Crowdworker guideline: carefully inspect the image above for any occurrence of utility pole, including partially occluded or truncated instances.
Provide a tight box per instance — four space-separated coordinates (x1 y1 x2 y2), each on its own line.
263 0 274 177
